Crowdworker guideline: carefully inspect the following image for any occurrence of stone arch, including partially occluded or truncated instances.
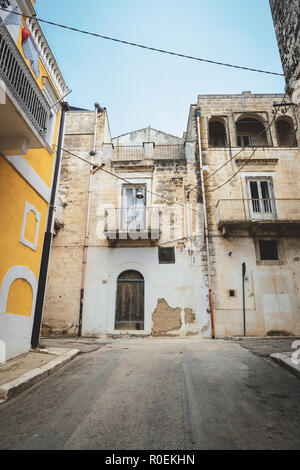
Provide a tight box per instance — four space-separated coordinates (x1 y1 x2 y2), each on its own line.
235 114 269 147
208 117 227 147
115 270 145 330
275 116 297 147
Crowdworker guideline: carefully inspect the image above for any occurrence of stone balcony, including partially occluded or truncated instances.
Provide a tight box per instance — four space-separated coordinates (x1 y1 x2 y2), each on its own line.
216 199 300 234
104 207 161 246
111 143 185 162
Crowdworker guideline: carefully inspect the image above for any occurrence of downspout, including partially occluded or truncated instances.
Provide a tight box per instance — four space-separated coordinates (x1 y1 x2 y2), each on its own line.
31 101 69 349
195 111 216 339
78 104 99 337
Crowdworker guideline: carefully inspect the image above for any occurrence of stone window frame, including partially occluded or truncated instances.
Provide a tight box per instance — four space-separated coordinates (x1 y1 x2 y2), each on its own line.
207 115 230 148
254 236 285 266
20 202 41 252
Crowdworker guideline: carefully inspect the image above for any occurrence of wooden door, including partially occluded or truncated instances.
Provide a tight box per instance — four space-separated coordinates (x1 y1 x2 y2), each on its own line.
115 271 144 330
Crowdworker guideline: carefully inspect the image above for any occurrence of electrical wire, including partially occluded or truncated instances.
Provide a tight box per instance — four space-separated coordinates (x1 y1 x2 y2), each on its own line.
205 91 289 193
0 6 284 77
187 91 289 194
57 146 202 214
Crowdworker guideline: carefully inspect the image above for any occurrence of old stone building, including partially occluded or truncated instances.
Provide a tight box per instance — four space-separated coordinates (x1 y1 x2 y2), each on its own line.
186 91 300 337
269 0 300 141
42 106 211 338
43 89 300 339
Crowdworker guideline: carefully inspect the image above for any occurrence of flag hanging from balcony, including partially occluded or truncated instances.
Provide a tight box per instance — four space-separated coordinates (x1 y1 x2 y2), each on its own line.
21 28 40 78
1 6 22 26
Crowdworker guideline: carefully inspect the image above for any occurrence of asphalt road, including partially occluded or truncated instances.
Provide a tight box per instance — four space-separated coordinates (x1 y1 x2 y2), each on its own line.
0 339 299 450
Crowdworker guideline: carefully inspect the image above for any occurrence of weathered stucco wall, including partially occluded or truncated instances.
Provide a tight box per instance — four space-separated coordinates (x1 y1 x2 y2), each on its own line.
82 247 210 338
42 110 108 336
43 117 210 338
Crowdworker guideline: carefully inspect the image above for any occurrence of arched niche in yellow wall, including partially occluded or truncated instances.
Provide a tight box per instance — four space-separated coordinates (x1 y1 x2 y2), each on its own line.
6 278 33 317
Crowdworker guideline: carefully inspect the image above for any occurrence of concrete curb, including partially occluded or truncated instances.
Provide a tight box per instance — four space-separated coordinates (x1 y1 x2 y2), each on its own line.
270 353 300 379
225 336 300 341
0 349 80 404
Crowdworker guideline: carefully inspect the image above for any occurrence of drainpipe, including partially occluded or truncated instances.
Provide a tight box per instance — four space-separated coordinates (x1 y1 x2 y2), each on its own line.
78 104 99 337
195 111 216 339
31 101 69 349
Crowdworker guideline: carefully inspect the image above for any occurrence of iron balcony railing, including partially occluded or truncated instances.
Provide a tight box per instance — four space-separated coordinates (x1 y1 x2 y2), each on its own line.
0 27 50 140
277 133 298 148
104 207 160 239
216 199 300 226
113 144 185 161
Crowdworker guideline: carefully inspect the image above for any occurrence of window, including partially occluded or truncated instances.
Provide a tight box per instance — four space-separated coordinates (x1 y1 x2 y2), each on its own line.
236 117 269 147
229 290 236 297
258 240 279 261
275 118 297 147
246 177 276 220
209 119 227 147
158 247 175 264
121 185 146 230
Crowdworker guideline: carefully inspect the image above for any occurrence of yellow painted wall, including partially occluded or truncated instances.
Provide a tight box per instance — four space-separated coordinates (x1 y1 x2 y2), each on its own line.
0 5 65 357
6 279 33 317
0 156 48 293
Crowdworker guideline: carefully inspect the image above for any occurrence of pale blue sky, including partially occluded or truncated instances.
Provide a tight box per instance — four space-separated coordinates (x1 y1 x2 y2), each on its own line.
36 0 284 137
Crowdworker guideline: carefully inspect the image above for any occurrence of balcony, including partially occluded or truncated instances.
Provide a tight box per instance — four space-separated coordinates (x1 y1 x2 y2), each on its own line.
104 207 160 245
217 199 300 233
112 144 185 161
0 27 50 153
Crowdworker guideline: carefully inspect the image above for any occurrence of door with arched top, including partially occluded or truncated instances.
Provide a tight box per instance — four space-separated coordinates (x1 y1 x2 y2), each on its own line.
115 270 144 330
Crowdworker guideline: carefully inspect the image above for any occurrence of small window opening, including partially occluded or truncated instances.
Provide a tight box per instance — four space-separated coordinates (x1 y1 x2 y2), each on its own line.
276 119 297 147
229 290 236 297
259 240 279 261
209 120 227 147
158 247 175 264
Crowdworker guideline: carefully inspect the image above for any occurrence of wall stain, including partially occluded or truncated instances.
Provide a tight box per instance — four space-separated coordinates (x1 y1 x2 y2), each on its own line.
152 299 182 336
184 308 196 324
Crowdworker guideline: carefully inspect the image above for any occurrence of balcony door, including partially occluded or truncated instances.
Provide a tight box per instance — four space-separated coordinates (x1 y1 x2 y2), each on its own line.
246 178 276 220
122 185 146 230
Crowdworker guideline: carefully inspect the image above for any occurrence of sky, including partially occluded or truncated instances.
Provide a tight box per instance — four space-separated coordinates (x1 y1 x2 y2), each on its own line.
35 0 285 138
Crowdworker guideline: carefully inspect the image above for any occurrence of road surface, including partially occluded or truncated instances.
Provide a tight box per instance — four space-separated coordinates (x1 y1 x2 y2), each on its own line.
0 339 299 450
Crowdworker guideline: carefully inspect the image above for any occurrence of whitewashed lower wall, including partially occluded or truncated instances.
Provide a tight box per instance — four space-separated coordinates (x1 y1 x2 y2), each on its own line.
81 247 211 338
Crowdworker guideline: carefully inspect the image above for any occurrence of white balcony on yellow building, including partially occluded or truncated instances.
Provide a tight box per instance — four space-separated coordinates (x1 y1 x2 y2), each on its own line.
0 27 50 154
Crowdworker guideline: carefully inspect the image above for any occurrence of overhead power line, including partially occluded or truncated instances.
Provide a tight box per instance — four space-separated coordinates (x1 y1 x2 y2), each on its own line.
0 6 284 77
206 91 288 193
57 146 202 215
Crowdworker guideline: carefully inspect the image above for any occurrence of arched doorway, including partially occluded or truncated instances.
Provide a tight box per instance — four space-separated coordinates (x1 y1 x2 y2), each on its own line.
115 270 144 330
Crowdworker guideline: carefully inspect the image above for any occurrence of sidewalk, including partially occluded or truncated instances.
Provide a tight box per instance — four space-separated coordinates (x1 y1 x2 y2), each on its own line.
0 345 80 404
232 336 300 379
0 337 112 405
